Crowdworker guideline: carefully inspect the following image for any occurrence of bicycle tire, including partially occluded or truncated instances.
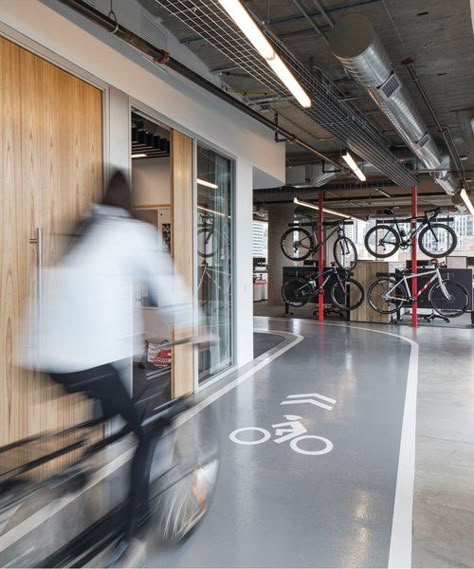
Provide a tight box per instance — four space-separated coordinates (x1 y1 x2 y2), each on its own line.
280 227 314 261
364 225 400 258
281 277 310 307
333 237 358 270
429 279 469 318
418 223 457 258
367 277 408 314
148 418 219 544
197 226 218 258
330 278 365 311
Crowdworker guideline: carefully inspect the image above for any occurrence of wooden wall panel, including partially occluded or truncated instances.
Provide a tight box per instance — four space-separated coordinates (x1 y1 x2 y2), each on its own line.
0 37 103 447
170 130 194 398
352 260 394 323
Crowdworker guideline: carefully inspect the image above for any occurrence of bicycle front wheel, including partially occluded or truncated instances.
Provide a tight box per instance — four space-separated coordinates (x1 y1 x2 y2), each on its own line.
280 227 314 261
281 277 310 307
418 223 457 258
365 225 400 258
330 278 364 311
429 279 469 318
197 227 218 258
333 237 358 270
368 277 408 314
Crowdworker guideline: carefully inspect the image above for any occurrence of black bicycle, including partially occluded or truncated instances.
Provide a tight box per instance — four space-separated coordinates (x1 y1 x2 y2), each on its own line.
281 264 365 311
0 340 219 567
364 207 457 259
280 219 358 269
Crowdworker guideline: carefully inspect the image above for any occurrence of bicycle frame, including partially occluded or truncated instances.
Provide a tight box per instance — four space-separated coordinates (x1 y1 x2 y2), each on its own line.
383 267 450 302
378 211 439 247
304 267 346 295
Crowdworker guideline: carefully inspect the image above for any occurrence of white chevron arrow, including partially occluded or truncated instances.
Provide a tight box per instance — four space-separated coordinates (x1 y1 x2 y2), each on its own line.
281 393 337 411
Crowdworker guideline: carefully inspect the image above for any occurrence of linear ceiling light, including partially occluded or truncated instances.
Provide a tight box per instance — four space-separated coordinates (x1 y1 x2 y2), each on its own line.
197 205 230 218
131 153 148 158
342 151 367 182
197 178 219 189
217 0 311 108
293 197 365 222
460 188 474 217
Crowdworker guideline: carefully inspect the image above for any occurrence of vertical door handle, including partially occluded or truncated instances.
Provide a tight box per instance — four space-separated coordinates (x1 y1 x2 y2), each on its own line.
29 227 43 325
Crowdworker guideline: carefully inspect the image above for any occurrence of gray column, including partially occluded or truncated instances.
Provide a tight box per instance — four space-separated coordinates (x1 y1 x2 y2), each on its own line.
267 204 295 305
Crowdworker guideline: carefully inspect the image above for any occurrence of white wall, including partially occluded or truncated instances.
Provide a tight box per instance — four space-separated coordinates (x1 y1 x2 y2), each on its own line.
132 158 171 206
0 0 286 369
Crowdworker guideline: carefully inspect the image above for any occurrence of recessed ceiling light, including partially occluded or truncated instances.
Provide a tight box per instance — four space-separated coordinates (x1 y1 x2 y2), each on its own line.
197 178 219 189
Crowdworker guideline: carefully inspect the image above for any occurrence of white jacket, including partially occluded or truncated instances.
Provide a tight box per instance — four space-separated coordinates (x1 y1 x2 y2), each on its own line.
25 205 194 372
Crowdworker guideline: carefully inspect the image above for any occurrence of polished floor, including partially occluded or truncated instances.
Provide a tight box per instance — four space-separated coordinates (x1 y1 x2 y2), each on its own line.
1 318 472 567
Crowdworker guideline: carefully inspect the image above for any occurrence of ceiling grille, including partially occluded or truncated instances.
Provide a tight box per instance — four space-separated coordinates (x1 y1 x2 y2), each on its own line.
153 0 417 188
142 14 168 50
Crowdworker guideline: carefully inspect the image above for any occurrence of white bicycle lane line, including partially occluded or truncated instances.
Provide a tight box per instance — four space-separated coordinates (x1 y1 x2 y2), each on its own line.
255 316 418 569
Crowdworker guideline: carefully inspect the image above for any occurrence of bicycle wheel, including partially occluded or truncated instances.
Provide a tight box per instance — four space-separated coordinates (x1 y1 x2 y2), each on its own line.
281 277 310 307
418 223 457 258
365 225 400 258
429 279 469 318
367 277 408 314
148 413 219 544
197 226 218 258
280 227 314 261
333 237 358 270
330 278 365 311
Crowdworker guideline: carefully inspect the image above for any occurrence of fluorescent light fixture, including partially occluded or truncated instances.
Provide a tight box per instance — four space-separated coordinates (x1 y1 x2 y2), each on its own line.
293 197 365 223
342 151 366 182
460 188 474 216
131 153 147 159
197 178 219 190
217 0 311 108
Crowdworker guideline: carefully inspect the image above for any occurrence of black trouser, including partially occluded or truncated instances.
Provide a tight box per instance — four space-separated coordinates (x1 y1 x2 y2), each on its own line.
50 364 155 539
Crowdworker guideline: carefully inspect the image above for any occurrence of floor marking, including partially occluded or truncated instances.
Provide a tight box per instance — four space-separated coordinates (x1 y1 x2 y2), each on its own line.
281 393 336 411
255 316 418 569
0 329 303 552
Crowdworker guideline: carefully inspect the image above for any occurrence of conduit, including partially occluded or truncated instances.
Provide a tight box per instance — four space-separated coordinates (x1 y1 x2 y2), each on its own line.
56 0 344 171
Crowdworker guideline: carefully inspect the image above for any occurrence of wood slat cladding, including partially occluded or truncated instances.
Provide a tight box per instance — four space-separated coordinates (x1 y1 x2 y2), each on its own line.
0 37 103 448
170 130 194 398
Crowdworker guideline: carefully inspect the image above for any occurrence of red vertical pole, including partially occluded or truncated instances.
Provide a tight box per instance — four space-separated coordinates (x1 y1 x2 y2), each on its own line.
411 185 418 328
318 191 325 322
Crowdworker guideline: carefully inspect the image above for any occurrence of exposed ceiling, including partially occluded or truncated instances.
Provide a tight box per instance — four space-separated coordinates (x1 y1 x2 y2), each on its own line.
138 0 474 217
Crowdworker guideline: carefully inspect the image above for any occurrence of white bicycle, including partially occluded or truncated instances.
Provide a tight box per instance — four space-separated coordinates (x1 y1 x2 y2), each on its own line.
229 415 333 456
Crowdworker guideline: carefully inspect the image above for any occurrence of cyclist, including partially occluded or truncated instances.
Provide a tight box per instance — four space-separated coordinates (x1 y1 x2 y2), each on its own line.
22 169 200 564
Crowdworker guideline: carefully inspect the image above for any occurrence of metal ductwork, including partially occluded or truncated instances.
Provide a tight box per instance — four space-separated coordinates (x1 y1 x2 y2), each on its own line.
329 14 458 197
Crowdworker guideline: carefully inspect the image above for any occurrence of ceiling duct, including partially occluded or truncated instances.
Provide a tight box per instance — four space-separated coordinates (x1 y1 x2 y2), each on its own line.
147 0 418 189
329 14 458 197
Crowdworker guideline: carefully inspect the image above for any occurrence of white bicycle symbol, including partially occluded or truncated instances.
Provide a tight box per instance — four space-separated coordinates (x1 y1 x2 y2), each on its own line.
229 415 333 456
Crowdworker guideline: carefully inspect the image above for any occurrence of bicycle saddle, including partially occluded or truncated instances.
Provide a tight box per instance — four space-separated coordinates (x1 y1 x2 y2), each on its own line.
383 208 394 216
395 267 410 275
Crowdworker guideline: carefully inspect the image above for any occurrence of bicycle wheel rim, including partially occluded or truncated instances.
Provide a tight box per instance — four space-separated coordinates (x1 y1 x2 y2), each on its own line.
280 228 312 261
429 280 469 318
368 278 406 314
334 238 357 270
330 279 364 310
419 224 457 258
365 226 399 258
282 278 310 307
197 228 217 258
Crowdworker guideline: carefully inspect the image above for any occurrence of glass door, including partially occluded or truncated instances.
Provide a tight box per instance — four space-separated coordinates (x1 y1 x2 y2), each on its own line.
196 144 234 383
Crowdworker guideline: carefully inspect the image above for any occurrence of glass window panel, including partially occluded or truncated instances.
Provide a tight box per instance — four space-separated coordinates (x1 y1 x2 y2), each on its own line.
196 145 234 383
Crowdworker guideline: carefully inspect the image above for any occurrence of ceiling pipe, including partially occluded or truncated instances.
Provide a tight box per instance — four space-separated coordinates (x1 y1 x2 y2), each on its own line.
329 13 460 202
56 0 345 172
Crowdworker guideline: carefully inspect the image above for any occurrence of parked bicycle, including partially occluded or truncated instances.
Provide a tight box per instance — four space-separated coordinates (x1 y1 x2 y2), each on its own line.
367 261 470 318
364 207 457 259
198 211 230 259
281 263 365 311
0 338 219 567
280 219 358 269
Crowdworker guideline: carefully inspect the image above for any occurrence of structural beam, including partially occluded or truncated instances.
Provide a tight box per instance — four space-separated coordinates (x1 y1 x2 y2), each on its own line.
411 186 418 328
318 192 325 322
